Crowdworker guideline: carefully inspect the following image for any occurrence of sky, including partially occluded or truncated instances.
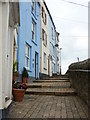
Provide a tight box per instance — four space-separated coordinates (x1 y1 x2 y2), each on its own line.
45 0 89 74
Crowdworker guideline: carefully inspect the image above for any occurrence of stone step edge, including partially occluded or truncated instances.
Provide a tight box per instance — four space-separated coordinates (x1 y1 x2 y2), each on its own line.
33 80 70 83
42 78 69 80
25 91 77 96
27 85 71 88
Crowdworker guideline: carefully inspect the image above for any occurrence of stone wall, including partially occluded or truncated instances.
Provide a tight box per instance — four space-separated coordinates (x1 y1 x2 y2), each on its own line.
67 59 89 104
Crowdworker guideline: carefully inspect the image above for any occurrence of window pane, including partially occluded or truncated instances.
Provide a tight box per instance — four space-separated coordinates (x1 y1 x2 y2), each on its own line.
25 44 30 69
28 46 29 56
26 46 28 56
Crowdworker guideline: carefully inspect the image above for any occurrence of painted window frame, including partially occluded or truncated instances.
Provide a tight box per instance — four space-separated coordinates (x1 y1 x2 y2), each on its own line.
32 0 35 15
32 19 36 42
25 44 30 69
42 7 47 25
43 52 47 69
52 27 53 40
42 28 47 47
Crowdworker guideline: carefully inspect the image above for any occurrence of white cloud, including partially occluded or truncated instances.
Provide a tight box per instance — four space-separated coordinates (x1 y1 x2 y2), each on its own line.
45 0 88 74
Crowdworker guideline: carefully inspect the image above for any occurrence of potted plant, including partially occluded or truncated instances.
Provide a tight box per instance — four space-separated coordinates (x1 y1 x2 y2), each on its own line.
13 61 19 81
22 67 29 83
12 81 28 102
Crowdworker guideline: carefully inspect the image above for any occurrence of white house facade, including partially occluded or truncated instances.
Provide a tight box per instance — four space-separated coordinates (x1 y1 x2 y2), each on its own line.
56 32 60 75
0 1 20 114
39 0 50 78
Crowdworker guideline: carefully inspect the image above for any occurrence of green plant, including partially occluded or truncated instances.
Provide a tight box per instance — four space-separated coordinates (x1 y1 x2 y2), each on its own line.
22 67 29 78
13 81 28 90
13 61 18 73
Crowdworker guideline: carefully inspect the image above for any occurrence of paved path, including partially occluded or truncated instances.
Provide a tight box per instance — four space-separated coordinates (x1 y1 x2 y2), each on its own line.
6 76 88 119
7 95 88 119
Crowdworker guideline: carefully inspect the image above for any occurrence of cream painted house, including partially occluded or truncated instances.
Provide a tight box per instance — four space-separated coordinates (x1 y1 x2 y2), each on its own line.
56 32 60 75
39 0 50 78
0 1 20 113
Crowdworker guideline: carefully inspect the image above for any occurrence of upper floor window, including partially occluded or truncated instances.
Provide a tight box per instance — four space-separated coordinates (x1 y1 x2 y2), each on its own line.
42 29 47 46
32 19 36 42
53 45 54 54
43 52 47 69
42 7 47 25
52 27 53 40
25 44 30 69
32 0 35 15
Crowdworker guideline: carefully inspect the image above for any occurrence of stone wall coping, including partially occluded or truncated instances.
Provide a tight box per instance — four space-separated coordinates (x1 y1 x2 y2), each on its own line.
69 69 90 72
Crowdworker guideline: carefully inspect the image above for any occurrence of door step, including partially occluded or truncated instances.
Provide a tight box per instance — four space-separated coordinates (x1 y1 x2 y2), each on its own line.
25 88 76 96
49 78 69 80
33 80 69 83
26 82 71 88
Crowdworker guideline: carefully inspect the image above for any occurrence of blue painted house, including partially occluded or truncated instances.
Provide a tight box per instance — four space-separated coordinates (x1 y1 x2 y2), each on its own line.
49 14 57 76
17 1 40 81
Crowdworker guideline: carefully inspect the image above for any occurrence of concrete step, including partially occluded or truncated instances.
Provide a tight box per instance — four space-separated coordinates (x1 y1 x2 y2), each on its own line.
33 80 70 83
26 82 71 88
49 77 69 80
25 88 76 96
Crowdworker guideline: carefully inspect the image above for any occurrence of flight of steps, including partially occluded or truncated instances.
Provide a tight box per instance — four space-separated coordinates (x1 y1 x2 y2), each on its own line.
25 75 77 96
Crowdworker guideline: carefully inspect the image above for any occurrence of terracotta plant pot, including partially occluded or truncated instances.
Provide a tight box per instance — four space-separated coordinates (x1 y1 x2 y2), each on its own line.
12 88 25 102
22 77 28 83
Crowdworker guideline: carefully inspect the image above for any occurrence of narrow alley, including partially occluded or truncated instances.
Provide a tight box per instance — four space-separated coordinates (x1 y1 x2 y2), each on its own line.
6 75 88 119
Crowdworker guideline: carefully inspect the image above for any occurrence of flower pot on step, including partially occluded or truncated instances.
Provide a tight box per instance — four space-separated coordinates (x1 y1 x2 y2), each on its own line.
12 88 25 102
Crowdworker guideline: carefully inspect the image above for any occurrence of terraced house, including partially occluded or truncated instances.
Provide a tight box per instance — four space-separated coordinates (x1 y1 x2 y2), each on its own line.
17 1 40 81
39 0 60 78
39 0 50 78
49 13 57 76
17 0 60 81
55 32 60 74
0 1 20 112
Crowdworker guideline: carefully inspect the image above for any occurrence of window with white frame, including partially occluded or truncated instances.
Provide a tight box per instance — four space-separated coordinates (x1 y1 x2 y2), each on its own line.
53 45 54 54
42 29 47 46
52 27 53 40
32 0 35 14
42 7 47 25
25 44 30 69
43 52 47 69
32 19 36 41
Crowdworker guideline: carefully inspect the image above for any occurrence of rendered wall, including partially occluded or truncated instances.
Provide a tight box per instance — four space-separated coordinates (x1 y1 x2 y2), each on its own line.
17 2 40 79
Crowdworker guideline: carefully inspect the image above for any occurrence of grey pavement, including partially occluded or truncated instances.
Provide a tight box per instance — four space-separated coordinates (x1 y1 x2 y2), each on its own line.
6 95 88 119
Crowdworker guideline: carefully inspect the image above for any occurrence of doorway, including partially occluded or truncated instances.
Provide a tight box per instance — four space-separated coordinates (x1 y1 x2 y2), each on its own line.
35 52 38 79
5 27 11 100
48 55 50 76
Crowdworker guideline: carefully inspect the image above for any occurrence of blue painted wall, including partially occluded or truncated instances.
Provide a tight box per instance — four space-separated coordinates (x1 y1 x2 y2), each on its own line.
49 16 57 73
17 1 40 79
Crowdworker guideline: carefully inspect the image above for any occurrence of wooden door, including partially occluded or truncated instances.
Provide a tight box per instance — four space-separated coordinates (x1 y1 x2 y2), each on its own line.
35 53 37 79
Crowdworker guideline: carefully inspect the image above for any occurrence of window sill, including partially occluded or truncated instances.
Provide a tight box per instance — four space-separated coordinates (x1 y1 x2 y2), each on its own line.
27 69 32 72
32 40 37 46
43 43 47 47
25 67 32 72
31 12 37 20
43 67 47 70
